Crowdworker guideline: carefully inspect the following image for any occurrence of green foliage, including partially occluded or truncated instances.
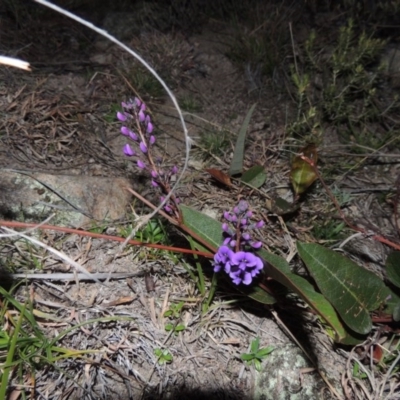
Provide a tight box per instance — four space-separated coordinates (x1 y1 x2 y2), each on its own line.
104 103 121 123
164 302 185 335
198 128 230 157
312 220 346 242
179 95 202 113
163 301 185 318
229 103 256 176
180 203 400 342
240 337 274 372
0 285 132 397
129 67 164 98
289 19 399 147
154 348 173 364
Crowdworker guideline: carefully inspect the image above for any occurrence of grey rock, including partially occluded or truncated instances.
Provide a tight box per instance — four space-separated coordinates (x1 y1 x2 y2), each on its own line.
0 170 132 227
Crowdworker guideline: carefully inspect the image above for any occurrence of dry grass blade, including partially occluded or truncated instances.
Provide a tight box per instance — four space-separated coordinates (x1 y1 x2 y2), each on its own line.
1 226 102 284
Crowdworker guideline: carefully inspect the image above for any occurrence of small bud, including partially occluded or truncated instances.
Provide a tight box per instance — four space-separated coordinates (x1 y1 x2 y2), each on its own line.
171 166 178 174
151 170 158 178
121 126 130 136
151 180 159 187
255 221 265 229
139 142 148 154
117 112 127 122
138 110 145 122
123 144 135 156
149 135 156 144
147 122 154 134
137 160 146 169
129 131 138 141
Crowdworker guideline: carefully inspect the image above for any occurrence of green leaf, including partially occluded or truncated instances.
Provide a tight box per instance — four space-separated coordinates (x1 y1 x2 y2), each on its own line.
175 324 186 332
165 323 173 332
259 249 348 342
254 359 262 372
229 103 256 176
240 353 255 361
256 346 274 358
240 165 267 189
250 337 260 353
386 251 400 289
297 242 391 335
290 144 318 195
180 205 221 252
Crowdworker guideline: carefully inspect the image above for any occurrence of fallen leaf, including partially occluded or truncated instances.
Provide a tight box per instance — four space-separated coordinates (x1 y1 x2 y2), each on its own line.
206 168 232 187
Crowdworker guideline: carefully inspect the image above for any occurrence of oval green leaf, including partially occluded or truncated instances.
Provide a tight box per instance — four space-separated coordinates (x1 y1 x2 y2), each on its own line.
240 165 267 189
297 242 391 335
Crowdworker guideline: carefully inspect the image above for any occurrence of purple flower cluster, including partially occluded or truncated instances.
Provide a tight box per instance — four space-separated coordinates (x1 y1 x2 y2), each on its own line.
213 200 264 285
117 98 180 215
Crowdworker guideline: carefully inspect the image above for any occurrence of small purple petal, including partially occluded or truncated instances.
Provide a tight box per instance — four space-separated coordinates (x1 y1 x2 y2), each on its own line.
139 142 148 153
147 122 154 134
241 218 248 226
242 272 253 285
138 110 145 122
137 160 146 169
121 126 130 136
123 144 135 156
117 112 127 122
242 233 251 241
251 241 262 249
171 166 178 174
151 170 158 178
223 211 231 221
129 131 138 141
149 135 156 144
134 98 142 108
246 211 253 218
255 221 265 229
151 180 159 187
140 103 146 112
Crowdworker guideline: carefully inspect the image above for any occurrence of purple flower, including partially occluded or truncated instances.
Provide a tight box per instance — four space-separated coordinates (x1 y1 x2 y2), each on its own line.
138 110 145 122
149 135 156 145
123 144 135 156
228 252 263 285
137 160 146 169
213 246 234 273
213 201 266 285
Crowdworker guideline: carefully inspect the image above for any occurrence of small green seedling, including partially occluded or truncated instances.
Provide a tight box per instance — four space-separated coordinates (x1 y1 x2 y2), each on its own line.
164 322 186 335
163 301 185 319
240 337 274 372
154 348 173 364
